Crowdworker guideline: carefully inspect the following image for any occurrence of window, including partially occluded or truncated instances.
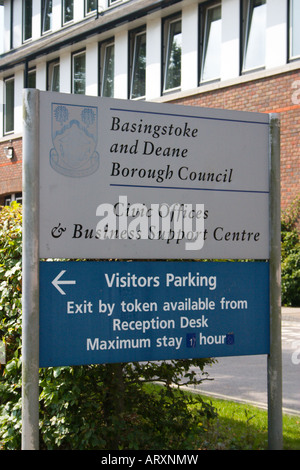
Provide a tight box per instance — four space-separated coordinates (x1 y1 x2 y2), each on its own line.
289 0 300 60
242 0 266 72
200 4 222 83
42 0 52 34
163 16 182 93
5 193 23 206
63 0 73 24
4 77 14 135
27 69 36 88
100 41 114 97
129 29 146 99
47 60 60 92
109 0 122 6
4 196 12 206
72 51 86 94
23 0 32 41
85 0 97 15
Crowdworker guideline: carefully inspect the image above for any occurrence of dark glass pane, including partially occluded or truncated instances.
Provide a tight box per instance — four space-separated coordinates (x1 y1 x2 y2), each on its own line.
86 0 97 14
23 0 32 41
131 32 146 99
5 79 14 134
28 70 36 88
64 0 73 23
73 53 86 94
42 0 52 33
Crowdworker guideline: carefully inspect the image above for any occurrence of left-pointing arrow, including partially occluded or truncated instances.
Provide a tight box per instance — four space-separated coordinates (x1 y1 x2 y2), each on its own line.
52 270 76 295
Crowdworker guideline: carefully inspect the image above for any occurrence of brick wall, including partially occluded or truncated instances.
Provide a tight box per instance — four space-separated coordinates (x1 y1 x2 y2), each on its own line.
0 137 22 204
171 70 300 217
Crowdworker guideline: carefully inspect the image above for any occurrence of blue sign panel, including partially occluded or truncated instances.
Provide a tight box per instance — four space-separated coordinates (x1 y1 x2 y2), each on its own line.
39 261 270 367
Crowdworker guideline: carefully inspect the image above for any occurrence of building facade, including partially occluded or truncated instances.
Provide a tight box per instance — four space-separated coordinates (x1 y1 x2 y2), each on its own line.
0 0 299 213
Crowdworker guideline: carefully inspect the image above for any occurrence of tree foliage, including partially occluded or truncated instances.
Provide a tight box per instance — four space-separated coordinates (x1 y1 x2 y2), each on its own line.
0 203 216 450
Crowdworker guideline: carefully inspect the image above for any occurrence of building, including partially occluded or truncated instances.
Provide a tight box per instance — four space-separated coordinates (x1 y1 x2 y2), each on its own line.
0 0 299 213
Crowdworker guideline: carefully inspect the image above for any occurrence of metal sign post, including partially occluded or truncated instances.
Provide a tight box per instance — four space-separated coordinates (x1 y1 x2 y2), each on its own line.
268 114 283 450
22 90 40 450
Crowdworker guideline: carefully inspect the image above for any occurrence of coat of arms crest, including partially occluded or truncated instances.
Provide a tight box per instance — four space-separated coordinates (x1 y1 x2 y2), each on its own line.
50 103 99 177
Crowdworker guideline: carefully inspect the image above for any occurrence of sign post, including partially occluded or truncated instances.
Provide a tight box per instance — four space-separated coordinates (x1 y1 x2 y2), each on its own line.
21 90 282 450
268 114 282 450
22 90 40 450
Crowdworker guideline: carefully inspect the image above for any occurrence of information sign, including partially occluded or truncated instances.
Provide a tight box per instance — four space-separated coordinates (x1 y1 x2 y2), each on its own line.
39 261 269 367
22 90 282 450
38 92 270 259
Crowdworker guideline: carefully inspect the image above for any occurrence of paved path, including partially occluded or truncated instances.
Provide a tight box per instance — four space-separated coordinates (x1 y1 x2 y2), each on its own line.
186 307 300 416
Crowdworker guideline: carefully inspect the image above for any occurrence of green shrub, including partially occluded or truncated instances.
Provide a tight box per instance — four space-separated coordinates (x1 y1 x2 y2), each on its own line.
0 203 215 450
0 203 22 450
281 198 300 307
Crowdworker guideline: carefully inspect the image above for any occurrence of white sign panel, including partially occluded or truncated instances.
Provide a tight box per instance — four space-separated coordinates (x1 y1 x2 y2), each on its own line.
38 91 270 259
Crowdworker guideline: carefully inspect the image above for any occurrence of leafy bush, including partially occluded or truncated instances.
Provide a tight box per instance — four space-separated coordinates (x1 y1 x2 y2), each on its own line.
0 203 22 450
281 198 300 307
38 361 216 450
0 203 216 450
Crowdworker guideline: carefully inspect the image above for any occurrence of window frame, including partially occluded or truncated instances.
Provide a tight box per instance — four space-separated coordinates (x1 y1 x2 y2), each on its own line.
99 39 115 97
41 0 52 34
199 2 222 84
108 0 123 7
4 193 23 206
242 0 266 73
28 68 36 88
72 50 86 95
23 0 32 42
162 14 182 94
47 59 60 92
85 0 97 16
4 76 15 135
288 0 300 62
129 27 146 100
62 0 74 26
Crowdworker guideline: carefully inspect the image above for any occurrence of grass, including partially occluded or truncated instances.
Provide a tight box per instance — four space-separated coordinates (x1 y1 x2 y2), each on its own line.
144 383 300 450
194 392 300 450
